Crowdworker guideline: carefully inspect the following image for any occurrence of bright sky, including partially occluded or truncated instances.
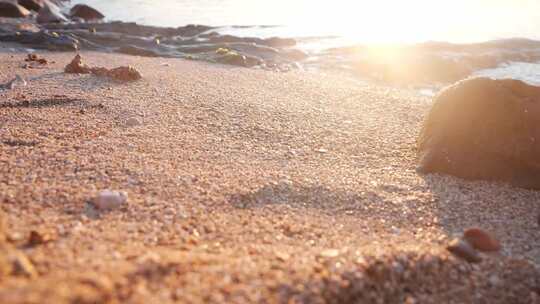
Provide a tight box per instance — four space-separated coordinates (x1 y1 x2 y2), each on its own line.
74 0 540 43
269 0 540 42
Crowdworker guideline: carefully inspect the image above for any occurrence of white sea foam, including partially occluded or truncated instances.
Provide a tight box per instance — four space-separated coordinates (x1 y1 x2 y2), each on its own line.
474 61 540 86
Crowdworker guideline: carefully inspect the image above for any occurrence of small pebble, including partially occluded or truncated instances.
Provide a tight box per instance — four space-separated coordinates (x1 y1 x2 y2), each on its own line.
126 117 141 127
463 228 501 252
6 232 24 243
28 230 54 246
275 251 290 261
10 252 37 278
447 238 482 263
319 249 340 258
92 190 128 211
488 274 501 286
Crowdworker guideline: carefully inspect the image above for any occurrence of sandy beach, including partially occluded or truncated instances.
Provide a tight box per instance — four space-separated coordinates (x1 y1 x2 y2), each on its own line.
1 50 539 303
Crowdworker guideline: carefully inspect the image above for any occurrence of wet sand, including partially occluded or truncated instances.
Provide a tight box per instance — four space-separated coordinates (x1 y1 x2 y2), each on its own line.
0 50 539 303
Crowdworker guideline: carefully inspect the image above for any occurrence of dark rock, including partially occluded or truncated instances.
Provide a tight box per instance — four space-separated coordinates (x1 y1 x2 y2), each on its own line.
44 22 214 38
0 30 79 50
264 37 296 47
117 45 159 57
463 228 501 252
18 0 42 12
216 51 262 67
207 35 296 48
37 0 67 23
10 21 301 71
447 238 482 263
70 4 104 21
70 16 84 23
281 49 308 61
418 77 540 189
0 1 30 17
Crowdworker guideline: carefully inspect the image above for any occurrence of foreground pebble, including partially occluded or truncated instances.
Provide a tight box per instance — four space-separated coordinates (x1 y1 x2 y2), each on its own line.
463 228 501 252
91 190 128 211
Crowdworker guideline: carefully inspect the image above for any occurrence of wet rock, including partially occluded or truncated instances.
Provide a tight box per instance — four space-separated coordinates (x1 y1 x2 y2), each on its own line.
37 1 68 23
463 228 501 252
281 48 308 61
207 35 295 47
447 238 482 263
418 77 540 189
92 190 128 211
216 50 262 67
264 37 296 47
0 1 30 17
70 4 104 21
117 45 159 57
18 0 43 12
0 30 79 50
0 21 40 33
45 22 214 38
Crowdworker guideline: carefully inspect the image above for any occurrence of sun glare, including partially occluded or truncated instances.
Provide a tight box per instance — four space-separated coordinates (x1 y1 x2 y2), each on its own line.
275 0 540 44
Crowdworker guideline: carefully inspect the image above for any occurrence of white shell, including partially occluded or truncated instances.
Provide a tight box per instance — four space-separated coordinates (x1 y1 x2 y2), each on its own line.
92 190 128 210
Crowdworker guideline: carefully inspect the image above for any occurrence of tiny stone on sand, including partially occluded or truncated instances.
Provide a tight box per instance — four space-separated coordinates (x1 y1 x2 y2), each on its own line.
126 117 141 127
92 190 128 211
447 238 482 263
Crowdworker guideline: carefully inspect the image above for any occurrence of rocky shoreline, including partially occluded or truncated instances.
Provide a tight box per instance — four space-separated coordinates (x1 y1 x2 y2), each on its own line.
0 1 306 71
3 1 540 86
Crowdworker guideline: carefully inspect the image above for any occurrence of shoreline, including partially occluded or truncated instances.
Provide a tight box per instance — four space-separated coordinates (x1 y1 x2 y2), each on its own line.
3 12 540 86
0 50 539 303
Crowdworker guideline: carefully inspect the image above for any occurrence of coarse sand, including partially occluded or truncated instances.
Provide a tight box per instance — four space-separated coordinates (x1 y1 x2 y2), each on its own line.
0 50 539 303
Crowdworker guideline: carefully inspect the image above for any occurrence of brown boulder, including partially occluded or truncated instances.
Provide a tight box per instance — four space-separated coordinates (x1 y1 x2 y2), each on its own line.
418 77 540 189
0 1 30 17
18 0 43 11
36 0 67 23
70 4 104 21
